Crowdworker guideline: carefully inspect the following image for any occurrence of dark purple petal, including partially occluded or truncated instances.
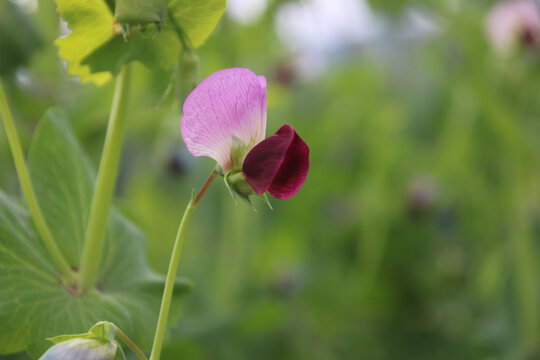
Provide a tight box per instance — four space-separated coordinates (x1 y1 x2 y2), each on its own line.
243 124 309 199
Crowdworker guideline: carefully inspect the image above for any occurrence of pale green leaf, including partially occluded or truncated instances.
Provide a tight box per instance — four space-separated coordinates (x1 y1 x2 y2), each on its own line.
168 0 227 48
0 109 190 357
54 0 115 84
55 0 225 84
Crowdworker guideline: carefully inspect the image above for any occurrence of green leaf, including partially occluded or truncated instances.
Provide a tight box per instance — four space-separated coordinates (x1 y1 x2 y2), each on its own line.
55 0 225 84
54 0 115 84
0 109 189 357
167 0 226 48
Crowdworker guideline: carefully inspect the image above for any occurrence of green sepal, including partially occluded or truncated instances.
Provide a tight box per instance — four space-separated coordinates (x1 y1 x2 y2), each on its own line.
47 321 118 344
224 175 238 205
257 193 273 210
114 341 126 360
224 171 258 211
229 137 249 170
238 193 257 212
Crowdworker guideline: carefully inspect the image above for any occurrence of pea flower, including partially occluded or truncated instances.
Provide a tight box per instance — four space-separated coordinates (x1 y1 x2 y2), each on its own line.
181 68 309 204
486 0 540 54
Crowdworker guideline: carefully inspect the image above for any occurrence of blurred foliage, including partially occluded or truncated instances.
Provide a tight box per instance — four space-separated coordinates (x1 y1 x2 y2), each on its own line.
0 0 41 75
3 0 540 359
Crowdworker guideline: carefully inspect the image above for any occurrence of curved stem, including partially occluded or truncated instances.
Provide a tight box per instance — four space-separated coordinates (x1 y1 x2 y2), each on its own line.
117 328 148 360
0 79 74 283
78 64 132 292
149 170 217 360
167 9 191 51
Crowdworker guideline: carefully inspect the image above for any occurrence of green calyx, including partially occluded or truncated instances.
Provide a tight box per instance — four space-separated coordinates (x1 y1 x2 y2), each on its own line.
224 170 256 209
218 137 252 203
226 170 255 198
229 137 250 170
47 321 117 346
223 170 273 211
216 138 273 211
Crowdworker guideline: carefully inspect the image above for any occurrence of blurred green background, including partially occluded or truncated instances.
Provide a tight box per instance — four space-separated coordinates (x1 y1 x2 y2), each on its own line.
4 0 540 359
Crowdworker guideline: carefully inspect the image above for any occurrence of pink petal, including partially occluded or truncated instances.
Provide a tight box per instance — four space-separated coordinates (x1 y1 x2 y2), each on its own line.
181 68 267 171
243 124 309 199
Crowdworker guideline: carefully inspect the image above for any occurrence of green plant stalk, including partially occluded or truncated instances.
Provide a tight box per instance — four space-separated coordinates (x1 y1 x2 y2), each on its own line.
167 9 191 51
78 64 132 292
149 170 217 360
508 172 539 350
0 79 74 283
117 328 148 360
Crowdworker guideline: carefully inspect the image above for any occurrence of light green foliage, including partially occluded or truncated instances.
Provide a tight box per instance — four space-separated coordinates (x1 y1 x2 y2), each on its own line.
54 0 115 84
55 0 225 84
0 109 188 357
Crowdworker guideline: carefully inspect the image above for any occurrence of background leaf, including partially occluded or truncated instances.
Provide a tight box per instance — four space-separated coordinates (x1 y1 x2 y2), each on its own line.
0 0 42 75
0 109 188 357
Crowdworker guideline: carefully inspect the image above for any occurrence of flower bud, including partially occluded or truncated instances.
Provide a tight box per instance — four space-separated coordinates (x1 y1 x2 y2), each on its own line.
39 321 124 360
39 338 118 360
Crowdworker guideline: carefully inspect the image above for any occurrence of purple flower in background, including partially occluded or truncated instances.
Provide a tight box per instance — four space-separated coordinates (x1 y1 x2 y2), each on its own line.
181 68 309 202
486 0 540 54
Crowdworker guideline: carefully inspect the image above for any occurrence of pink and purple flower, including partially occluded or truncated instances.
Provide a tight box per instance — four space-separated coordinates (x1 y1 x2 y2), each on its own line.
181 68 309 201
486 0 540 54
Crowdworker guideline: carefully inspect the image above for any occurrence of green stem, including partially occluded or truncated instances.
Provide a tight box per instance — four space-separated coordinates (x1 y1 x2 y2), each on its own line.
117 328 148 360
0 79 74 283
78 64 132 292
149 170 217 360
167 9 191 51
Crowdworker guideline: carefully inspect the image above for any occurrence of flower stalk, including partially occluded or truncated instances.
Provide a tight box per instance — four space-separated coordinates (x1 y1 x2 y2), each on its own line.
0 78 74 284
149 170 217 360
78 64 132 292
117 328 148 360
